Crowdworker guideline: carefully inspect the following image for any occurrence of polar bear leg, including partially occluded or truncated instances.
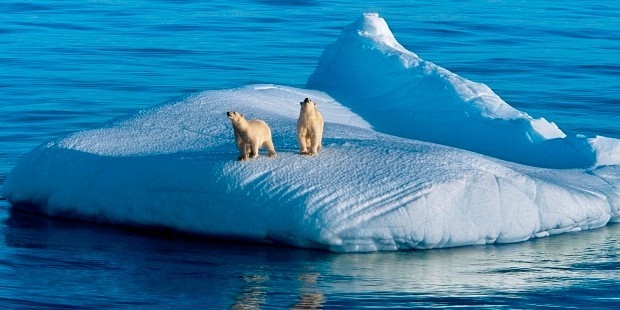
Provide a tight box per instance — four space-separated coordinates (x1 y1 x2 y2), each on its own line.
235 131 247 160
238 142 250 161
310 138 320 156
264 139 277 158
317 134 324 152
298 134 309 155
248 141 260 159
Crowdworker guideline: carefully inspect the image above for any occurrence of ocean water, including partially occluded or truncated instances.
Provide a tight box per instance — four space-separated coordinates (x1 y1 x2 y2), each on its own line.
1 0 619 308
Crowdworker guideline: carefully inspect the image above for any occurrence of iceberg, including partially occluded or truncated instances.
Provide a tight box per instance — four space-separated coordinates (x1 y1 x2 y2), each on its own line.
2 14 620 252
308 13 598 169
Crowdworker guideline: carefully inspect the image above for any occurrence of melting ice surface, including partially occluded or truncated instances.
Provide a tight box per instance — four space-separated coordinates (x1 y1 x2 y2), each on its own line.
3 13 620 252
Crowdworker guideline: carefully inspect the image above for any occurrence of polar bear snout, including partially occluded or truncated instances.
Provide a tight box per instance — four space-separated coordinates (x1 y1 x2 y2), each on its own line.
300 98 316 106
227 111 244 120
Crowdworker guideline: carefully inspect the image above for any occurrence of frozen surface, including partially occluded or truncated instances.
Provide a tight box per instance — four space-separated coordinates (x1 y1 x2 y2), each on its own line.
3 14 620 252
307 13 602 168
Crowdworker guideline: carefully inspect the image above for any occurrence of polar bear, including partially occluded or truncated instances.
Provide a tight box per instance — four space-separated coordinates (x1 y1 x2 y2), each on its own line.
226 111 277 161
297 98 324 156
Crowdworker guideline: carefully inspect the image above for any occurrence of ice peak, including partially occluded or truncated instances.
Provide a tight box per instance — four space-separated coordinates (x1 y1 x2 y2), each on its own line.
355 13 390 38
348 13 408 53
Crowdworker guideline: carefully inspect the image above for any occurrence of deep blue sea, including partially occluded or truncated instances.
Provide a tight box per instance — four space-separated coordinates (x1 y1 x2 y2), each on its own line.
1 0 619 308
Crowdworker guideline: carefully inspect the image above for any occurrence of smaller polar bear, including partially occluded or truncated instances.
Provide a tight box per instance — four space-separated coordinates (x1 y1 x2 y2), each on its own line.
297 98 324 156
226 111 277 161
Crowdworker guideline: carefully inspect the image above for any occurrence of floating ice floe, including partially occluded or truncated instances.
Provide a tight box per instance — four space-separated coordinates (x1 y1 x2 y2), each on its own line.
3 13 619 252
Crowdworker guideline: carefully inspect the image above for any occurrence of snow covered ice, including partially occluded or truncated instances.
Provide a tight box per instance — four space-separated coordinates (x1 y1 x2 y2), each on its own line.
307 13 600 169
3 13 620 252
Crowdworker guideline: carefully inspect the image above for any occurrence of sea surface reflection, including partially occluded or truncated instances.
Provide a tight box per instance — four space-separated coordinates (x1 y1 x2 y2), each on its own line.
1 202 618 308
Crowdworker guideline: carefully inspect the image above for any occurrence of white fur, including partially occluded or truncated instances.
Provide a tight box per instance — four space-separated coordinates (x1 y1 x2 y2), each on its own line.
297 98 324 156
227 111 277 161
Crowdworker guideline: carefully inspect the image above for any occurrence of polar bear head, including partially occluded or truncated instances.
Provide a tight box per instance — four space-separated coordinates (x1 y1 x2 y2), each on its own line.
300 98 319 114
300 97 317 107
226 111 245 123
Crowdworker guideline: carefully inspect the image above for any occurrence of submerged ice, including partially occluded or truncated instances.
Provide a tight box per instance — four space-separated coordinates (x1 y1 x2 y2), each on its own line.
2 13 620 252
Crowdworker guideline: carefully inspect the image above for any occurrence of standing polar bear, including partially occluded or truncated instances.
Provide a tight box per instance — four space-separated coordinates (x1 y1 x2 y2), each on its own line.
297 98 324 156
226 111 277 161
